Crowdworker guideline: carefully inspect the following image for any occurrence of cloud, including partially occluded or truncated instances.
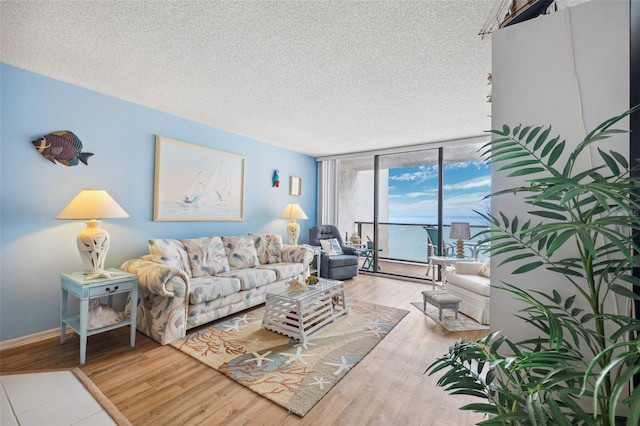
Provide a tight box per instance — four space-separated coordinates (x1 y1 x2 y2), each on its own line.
389 166 437 183
406 191 428 198
444 161 489 171
391 176 490 201
388 191 490 218
444 176 491 191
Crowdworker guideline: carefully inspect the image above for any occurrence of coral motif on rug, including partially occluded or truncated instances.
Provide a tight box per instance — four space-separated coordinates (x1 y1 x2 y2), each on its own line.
170 300 408 416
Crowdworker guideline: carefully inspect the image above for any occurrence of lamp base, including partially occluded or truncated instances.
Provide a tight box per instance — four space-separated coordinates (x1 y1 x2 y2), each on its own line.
456 239 465 258
286 219 300 245
77 220 111 276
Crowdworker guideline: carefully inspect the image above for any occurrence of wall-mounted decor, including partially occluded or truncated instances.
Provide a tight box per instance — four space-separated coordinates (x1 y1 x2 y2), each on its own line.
154 135 245 221
290 176 302 196
32 131 93 166
272 169 280 187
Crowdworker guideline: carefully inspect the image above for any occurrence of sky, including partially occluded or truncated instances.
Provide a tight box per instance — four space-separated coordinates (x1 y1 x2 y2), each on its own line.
387 160 491 226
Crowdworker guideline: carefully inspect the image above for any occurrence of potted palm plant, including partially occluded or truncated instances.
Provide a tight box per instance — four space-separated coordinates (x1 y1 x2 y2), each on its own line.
426 107 640 425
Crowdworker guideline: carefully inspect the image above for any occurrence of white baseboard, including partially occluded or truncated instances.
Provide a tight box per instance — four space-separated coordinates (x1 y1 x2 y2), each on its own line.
0 328 73 351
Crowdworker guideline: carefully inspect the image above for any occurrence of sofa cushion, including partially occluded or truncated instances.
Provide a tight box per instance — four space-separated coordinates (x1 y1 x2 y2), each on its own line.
181 237 230 277
222 235 261 269
189 276 242 304
252 234 283 264
257 262 303 280
218 268 277 290
147 239 192 278
447 273 490 297
454 261 483 275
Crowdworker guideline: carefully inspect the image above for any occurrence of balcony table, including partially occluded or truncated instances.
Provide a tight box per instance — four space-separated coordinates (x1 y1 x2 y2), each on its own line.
355 247 382 271
427 256 478 289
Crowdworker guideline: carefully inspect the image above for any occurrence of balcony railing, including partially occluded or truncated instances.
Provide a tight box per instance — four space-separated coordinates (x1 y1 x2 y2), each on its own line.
353 221 489 266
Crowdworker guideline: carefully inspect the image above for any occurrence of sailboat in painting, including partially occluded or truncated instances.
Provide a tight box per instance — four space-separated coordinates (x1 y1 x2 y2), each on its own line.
183 161 231 207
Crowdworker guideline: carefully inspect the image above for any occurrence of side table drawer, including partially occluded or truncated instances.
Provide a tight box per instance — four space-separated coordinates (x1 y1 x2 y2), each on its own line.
89 280 134 297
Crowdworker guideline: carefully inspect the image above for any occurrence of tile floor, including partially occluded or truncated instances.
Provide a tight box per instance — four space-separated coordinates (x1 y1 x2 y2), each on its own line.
1 371 116 426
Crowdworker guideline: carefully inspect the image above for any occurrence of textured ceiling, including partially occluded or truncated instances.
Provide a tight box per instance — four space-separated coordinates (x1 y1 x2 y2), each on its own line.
0 1 585 157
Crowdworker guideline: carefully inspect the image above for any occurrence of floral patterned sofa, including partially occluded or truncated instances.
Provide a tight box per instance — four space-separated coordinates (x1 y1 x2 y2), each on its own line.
121 234 313 345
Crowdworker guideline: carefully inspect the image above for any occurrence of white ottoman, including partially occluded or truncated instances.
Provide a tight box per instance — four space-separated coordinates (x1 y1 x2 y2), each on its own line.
422 290 462 321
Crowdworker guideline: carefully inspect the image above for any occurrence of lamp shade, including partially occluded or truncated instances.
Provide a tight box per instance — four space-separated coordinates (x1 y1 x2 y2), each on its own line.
449 222 471 240
279 203 308 220
57 189 129 279
57 189 129 220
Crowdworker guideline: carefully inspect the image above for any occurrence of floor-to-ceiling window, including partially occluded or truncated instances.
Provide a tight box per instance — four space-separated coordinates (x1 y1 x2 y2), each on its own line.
377 148 440 279
442 143 491 259
320 136 490 281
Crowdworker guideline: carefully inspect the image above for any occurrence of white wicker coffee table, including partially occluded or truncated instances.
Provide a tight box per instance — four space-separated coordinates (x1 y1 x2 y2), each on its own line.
262 279 347 340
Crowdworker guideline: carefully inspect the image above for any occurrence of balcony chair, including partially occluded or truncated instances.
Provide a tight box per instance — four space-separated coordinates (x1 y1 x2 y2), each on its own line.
423 226 454 279
308 225 359 280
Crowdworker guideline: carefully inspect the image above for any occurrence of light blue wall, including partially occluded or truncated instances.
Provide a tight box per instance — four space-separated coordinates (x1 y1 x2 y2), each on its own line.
0 63 318 342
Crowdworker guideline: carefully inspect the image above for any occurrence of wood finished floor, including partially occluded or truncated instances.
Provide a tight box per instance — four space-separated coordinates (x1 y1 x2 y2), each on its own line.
0 274 488 425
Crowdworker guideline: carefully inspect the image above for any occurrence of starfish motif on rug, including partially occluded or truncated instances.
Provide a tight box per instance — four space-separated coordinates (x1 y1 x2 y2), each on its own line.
293 337 316 350
245 338 260 346
223 321 245 332
366 319 386 337
232 314 252 324
309 376 331 390
280 347 316 365
244 351 273 367
324 356 354 376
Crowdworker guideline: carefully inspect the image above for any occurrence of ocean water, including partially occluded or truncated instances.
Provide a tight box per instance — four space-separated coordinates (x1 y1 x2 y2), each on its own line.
387 225 429 261
383 219 489 262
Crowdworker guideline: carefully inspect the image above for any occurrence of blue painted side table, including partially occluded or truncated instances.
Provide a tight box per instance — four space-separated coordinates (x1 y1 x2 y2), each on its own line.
60 268 138 364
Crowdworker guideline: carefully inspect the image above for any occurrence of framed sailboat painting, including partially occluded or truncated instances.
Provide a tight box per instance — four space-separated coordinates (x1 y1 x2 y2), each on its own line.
153 135 245 221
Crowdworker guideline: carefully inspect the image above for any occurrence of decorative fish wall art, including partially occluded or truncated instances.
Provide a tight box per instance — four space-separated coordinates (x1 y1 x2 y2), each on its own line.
32 131 93 166
272 169 280 187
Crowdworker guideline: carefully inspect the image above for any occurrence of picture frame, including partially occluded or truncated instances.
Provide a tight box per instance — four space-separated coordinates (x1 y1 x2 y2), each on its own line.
290 176 302 196
153 135 245 221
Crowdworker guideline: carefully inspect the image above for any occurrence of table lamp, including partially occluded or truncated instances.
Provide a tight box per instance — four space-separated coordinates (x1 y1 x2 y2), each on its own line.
279 203 308 245
449 221 471 258
57 189 129 279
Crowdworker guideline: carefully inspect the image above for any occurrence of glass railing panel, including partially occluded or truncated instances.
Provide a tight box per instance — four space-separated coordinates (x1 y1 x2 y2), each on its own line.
353 221 489 280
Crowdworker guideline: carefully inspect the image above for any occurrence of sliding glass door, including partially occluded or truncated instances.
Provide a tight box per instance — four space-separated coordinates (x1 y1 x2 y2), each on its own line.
377 149 440 279
331 139 490 280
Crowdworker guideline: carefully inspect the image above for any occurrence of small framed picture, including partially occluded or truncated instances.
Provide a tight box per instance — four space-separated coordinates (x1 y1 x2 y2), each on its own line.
290 176 302 196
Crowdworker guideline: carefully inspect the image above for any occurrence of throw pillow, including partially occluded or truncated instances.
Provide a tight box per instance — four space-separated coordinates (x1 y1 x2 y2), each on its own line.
181 237 230 277
478 258 491 278
320 238 343 256
222 235 261 269
252 234 283 264
319 239 337 255
327 238 343 255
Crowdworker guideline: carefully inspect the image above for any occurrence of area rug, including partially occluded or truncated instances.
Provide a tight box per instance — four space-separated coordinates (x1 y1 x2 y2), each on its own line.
170 300 408 417
410 302 489 332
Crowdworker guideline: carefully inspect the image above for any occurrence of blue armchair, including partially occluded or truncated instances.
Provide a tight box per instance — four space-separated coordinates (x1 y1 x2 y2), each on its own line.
308 225 359 280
